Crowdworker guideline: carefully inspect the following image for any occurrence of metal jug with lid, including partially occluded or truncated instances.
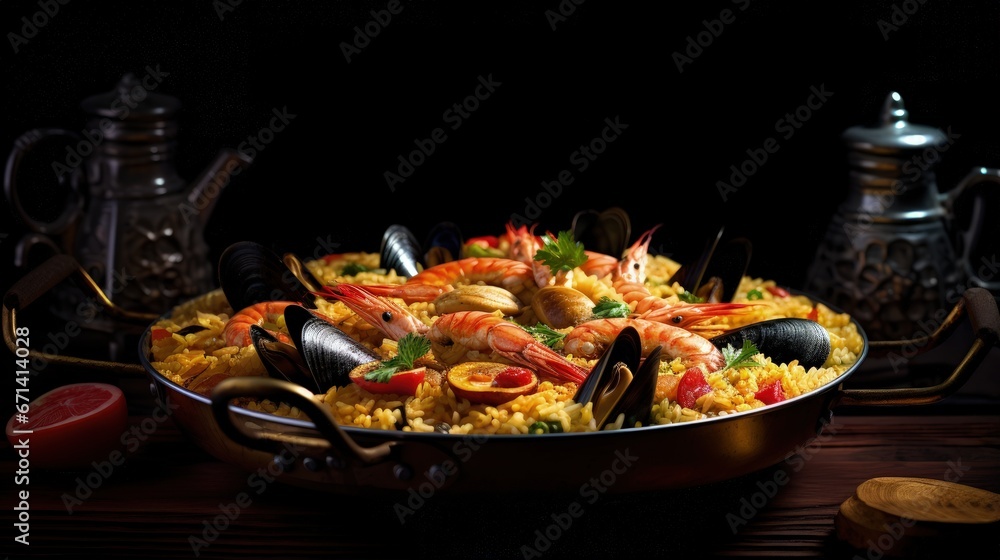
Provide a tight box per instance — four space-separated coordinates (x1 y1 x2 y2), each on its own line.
804 91 1000 341
4 73 253 322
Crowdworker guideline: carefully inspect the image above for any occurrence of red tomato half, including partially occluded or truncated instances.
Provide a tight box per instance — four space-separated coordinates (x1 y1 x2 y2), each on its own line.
6 383 128 470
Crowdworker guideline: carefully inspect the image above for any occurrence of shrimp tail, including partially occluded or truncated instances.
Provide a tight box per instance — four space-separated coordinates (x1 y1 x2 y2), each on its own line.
488 324 588 384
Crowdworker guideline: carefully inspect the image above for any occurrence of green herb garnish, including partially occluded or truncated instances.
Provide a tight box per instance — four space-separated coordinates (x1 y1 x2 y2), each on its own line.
523 323 567 348
747 289 763 300
592 296 630 319
364 332 431 383
341 262 370 276
534 231 587 272
721 340 763 371
678 290 705 303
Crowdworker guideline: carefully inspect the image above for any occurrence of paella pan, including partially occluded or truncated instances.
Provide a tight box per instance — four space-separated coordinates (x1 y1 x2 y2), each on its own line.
5 210 998 495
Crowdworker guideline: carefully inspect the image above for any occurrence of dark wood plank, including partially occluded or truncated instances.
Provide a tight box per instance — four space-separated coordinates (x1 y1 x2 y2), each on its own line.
3 414 998 559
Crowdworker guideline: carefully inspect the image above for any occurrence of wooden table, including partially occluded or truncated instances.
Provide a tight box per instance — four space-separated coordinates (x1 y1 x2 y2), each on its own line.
3 398 998 559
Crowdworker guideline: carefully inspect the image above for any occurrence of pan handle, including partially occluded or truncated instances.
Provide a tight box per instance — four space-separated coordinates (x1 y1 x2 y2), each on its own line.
211 376 395 464
3 253 157 376
211 377 461 488
837 287 1000 406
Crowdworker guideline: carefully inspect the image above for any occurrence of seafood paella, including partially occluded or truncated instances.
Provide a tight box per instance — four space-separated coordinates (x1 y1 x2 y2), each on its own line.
146 213 863 435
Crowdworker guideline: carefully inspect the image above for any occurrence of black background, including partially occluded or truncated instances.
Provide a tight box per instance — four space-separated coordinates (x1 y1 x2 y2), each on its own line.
3 0 999 293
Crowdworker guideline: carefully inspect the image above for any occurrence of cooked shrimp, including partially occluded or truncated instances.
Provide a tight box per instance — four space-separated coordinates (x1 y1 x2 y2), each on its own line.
316 284 430 340
223 301 297 347
611 225 757 330
429 311 588 384
344 257 538 305
563 317 725 374
319 285 588 384
506 222 559 288
578 250 620 279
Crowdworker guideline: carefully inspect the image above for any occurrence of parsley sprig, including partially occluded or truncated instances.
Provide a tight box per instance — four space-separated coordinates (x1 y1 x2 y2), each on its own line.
720 340 763 371
591 296 630 319
364 333 431 383
534 231 587 272
523 323 567 348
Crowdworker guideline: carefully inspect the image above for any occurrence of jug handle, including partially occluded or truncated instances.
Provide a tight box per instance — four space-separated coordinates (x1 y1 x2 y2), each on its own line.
942 166 1000 295
4 127 86 235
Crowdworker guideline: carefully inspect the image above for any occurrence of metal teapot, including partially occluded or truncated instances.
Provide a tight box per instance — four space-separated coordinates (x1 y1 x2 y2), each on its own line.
804 91 1000 341
4 73 252 320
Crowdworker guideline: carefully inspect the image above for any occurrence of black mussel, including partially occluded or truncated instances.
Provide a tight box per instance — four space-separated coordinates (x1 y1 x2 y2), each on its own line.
574 326 659 429
249 324 316 390
380 224 423 278
710 318 831 370
700 237 751 303
423 222 463 267
218 241 315 312
571 207 631 257
282 252 325 294
608 345 661 427
284 304 380 393
668 226 752 303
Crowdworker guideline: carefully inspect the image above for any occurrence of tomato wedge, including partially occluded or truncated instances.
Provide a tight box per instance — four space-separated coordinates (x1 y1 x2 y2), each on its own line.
6 383 128 469
350 366 426 396
675 369 713 409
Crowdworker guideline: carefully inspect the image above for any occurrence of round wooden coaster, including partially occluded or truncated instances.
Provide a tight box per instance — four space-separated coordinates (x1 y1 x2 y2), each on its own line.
834 477 1000 558
856 477 1000 524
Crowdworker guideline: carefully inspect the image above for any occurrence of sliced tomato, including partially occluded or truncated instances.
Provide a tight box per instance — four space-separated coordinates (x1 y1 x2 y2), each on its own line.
755 379 786 405
351 367 426 396
675 369 712 409
6 382 128 469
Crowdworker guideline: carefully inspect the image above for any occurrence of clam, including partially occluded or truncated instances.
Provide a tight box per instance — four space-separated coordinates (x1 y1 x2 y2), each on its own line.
380 224 423 278
571 207 631 257
574 326 661 429
710 318 831 370
434 285 523 316
423 221 463 267
531 286 596 329
218 241 315 312
284 304 381 393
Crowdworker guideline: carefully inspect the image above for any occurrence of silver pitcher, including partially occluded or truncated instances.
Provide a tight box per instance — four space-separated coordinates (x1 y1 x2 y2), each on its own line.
804 91 1000 341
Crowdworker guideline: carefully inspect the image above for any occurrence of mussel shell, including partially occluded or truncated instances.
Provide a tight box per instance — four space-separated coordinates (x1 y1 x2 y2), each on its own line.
531 286 595 329
285 304 380 393
423 221 463 267
574 326 642 406
218 241 315 312
668 226 752 303
608 345 661 427
571 207 631 257
710 318 831 370
282 252 325 294
249 324 317 391
380 224 423 278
